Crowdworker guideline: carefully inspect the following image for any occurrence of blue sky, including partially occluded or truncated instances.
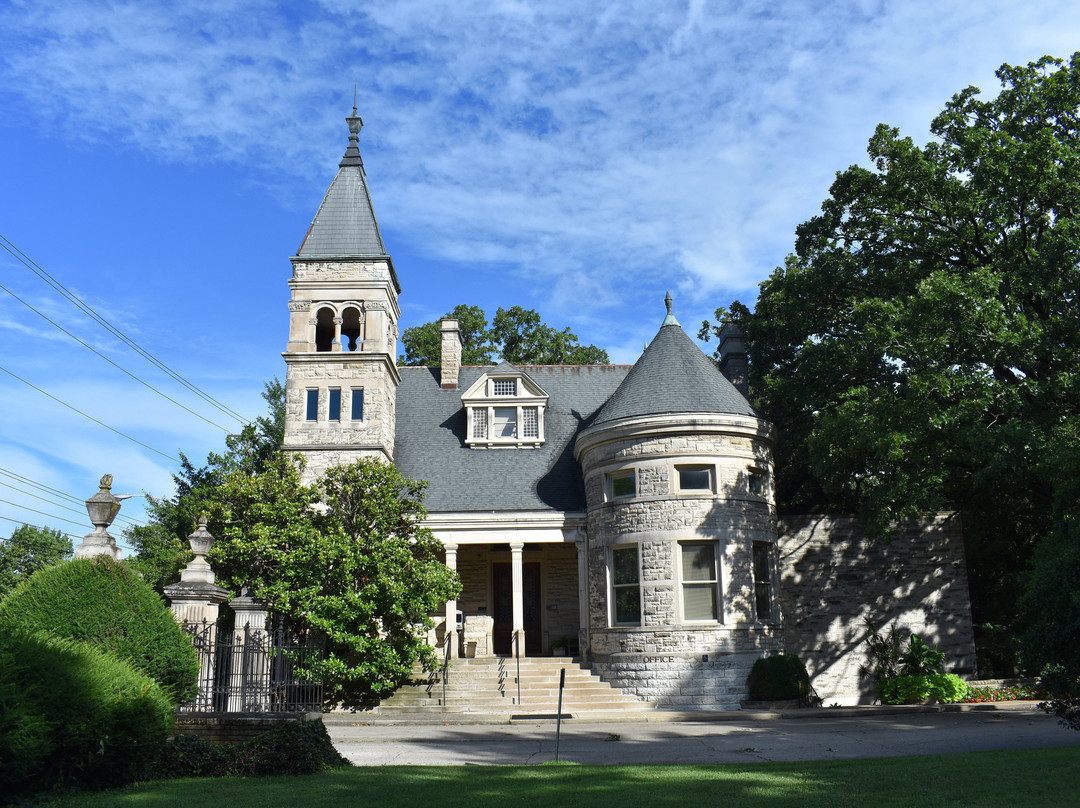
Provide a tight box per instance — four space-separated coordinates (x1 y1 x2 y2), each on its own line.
1 0 1078 548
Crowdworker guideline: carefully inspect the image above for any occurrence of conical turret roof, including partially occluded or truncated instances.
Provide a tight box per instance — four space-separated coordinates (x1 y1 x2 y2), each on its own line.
297 104 387 256
592 295 756 425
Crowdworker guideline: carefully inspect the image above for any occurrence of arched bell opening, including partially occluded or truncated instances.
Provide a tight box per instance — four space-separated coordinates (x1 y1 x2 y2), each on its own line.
315 306 336 352
341 306 363 352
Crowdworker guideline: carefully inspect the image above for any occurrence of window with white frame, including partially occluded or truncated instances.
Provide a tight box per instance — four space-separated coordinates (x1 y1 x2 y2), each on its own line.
748 469 767 497
676 464 714 493
680 541 719 621
462 370 548 447
607 470 636 499
753 541 774 621
611 546 641 625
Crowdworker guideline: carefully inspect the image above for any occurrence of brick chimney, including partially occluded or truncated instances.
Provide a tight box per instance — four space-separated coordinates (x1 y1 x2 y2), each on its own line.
441 319 461 389
717 322 749 399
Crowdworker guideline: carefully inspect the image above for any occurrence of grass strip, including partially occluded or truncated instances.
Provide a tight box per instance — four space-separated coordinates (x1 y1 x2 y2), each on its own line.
44 746 1080 808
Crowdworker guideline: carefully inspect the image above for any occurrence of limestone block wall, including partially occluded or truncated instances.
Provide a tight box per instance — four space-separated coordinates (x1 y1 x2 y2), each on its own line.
282 355 397 480
577 416 781 708
777 513 976 705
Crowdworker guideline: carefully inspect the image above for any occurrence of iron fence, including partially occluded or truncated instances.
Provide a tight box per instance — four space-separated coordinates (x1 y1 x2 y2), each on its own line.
179 620 323 713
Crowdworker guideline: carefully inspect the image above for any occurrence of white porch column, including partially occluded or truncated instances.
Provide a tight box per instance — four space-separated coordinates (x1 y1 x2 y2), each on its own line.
444 543 459 659
510 541 525 656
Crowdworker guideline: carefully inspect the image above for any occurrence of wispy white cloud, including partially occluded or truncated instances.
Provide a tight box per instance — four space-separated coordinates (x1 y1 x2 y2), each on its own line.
1 0 1078 527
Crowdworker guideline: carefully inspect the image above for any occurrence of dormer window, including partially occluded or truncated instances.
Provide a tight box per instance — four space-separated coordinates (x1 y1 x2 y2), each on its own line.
462 366 548 448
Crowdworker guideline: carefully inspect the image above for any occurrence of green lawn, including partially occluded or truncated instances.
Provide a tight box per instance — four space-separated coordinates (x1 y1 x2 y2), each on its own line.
42 746 1080 808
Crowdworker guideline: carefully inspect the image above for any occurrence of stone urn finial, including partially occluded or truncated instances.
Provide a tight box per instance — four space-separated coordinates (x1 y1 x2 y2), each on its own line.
176 515 217 584
73 474 123 561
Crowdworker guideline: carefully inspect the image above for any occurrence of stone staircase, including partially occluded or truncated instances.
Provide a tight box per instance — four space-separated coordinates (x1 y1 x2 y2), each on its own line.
366 657 655 718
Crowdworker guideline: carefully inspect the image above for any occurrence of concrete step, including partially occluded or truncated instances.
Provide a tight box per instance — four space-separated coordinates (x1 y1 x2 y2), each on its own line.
374 657 653 716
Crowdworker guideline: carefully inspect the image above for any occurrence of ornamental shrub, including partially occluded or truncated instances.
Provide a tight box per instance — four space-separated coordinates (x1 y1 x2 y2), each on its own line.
0 628 174 799
878 673 969 704
747 654 812 701
0 557 198 703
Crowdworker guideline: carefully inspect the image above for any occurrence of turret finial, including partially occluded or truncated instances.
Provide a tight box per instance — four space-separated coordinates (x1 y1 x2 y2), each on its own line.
662 291 679 326
341 85 365 166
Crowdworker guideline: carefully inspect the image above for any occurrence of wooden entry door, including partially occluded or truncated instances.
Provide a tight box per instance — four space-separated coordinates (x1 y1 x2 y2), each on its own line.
492 562 542 655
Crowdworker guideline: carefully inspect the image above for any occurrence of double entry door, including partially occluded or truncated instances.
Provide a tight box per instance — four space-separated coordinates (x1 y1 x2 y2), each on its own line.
491 562 542 656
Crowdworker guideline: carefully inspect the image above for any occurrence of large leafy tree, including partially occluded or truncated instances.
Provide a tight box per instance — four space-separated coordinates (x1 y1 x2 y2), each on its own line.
201 455 460 704
701 54 1080 675
0 524 72 600
401 304 609 366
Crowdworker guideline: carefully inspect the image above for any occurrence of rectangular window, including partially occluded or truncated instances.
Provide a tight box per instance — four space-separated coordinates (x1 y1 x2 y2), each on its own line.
681 542 719 621
677 464 713 492
608 470 636 499
611 546 641 624
328 388 341 421
305 389 318 421
493 378 517 396
753 541 773 621
351 388 364 420
748 470 766 497
522 407 539 439
493 407 517 438
472 408 488 439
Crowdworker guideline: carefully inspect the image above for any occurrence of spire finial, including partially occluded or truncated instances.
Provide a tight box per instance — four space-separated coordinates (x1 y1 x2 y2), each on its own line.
341 86 364 166
662 291 679 326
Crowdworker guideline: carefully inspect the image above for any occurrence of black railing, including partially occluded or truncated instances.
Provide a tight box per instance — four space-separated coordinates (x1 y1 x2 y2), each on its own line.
179 620 323 713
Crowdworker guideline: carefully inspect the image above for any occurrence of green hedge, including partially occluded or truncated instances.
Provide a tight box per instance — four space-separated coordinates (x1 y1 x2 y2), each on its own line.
0 628 174 799
0 557 198 703
878 674 970 704
747 654 812 701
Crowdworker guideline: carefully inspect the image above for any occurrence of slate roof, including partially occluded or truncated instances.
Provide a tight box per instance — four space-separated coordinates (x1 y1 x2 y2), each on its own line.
394 365 631 513
592 321 756 425
297 124 386 257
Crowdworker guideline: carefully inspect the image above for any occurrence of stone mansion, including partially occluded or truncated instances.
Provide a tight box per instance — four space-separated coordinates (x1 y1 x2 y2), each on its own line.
279 107 977 707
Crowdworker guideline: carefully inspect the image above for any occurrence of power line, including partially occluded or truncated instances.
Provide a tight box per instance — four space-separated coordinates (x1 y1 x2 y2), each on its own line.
1 515 136 552
0 363 180 463
0 279 233 432
0 234 251 425
0 467 144 527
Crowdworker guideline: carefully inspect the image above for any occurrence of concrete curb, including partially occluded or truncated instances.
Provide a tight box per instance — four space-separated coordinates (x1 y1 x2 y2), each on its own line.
323 699 1043 726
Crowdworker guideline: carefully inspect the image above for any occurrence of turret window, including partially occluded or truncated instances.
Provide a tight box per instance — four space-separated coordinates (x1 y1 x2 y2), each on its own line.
680 541 719 622
351 388 364 420
607 470 636 499
328 388 341 421
611 546 641 625
305 389 318 420
677 464 714 493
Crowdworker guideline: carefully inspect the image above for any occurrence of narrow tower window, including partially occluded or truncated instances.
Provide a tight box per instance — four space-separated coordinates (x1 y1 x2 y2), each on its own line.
329 388 341 421
351 388 364 420
306 389 319 421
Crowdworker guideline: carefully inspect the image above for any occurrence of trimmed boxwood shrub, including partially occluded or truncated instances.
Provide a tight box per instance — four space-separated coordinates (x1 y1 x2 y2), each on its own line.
0 628 174 799
147 720 350 780
878 673 970 704
747 654 812 701
0 557 198 703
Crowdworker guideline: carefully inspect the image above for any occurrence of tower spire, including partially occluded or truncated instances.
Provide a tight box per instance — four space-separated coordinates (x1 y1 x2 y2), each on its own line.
662 291 679 326
341 92 364 167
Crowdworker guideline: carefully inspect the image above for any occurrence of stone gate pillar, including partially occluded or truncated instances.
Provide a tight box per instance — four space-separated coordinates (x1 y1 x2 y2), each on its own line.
164 516 230 709
228 587 271 712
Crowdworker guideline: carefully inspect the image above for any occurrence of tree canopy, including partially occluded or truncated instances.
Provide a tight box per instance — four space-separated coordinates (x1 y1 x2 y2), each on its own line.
0 524 72 600
701 53 1080 676
400 304 609 366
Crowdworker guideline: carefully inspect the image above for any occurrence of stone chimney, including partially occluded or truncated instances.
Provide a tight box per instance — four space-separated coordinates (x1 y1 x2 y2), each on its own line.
717 322 749 399
441 319 462 389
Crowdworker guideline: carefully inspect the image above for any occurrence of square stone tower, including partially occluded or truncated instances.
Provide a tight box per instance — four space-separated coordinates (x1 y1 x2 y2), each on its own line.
281 105 401 481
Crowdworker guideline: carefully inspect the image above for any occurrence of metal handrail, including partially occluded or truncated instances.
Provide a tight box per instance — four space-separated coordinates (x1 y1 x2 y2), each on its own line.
514 629 522 706
442 630 450 706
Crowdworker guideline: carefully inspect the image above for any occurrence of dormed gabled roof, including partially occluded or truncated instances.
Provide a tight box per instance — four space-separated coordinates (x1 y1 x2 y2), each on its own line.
394 365 631 512
297 107 387 257
592 318 756 425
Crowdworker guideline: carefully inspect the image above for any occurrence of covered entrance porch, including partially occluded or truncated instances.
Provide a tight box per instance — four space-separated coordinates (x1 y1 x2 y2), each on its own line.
428 512 586 660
